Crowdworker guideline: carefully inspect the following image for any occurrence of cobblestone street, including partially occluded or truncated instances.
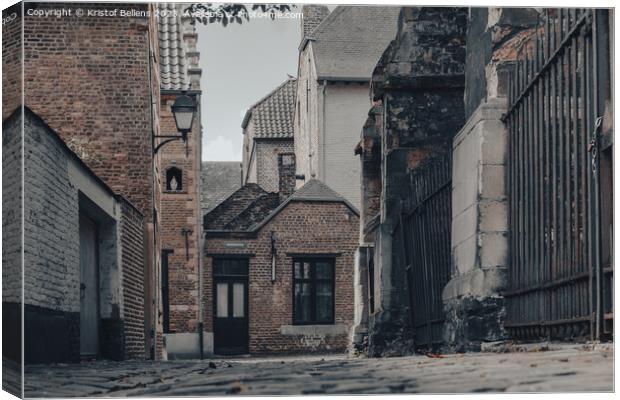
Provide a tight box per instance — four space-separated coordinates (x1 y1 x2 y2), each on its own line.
23 343 613 397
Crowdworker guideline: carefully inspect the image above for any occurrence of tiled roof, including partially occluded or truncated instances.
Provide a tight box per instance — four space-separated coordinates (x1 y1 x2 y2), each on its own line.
289 179 348 202
309 6 400 81
203 179 358 234
200 162 242 215
158 3 190 90
203 183 279 231
242 79 296 139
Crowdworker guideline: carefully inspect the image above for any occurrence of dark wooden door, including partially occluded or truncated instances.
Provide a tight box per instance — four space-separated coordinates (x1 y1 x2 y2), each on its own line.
79 214 99 358
213 258 249 355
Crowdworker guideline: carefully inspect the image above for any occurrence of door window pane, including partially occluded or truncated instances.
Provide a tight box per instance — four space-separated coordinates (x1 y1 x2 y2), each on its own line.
232 283 244 318
216 283 228 318
316 282 333 322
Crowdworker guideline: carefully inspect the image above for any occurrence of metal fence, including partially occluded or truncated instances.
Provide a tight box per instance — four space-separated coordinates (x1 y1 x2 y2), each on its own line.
503 9 613 340
399 151 452 348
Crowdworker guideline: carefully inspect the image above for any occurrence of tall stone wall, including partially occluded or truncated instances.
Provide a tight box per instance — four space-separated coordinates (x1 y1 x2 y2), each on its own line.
443 8 540 352
366 7 468 356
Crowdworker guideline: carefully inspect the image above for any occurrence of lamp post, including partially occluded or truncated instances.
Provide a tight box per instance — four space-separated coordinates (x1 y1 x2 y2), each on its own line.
153 94 197 155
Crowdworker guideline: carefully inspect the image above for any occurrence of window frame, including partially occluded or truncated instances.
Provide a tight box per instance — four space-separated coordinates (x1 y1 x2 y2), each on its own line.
292 257 336 325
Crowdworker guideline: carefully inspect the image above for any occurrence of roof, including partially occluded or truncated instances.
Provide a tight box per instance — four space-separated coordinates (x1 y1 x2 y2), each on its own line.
158 3 190 91
203 183 280 231
307 6 400 81
200 162 242 214
241 79 296 139
204 179 359 235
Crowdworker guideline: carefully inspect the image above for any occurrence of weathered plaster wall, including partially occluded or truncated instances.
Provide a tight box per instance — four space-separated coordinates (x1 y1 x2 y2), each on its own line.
323 83 369 209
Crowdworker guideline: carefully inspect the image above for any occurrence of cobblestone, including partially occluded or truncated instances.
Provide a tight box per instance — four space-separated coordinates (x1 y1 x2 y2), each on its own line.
23 344 613 397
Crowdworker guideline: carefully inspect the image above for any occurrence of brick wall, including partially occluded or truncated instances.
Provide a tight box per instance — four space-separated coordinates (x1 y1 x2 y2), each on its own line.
120 199 147 359
22 3 154 219
2 109 23 367
256 140 294 192
159 93 202 334
204 201 359 354
2 5 21 120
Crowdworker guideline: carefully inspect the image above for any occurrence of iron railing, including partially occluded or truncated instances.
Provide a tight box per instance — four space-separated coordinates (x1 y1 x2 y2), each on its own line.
399 151 452 348
504 9 612 340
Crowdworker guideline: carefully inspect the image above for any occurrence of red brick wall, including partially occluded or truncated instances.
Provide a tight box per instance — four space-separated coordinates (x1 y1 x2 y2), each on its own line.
120 198 146 359
159 93 202 334
22 3 154 219
204 201 359 354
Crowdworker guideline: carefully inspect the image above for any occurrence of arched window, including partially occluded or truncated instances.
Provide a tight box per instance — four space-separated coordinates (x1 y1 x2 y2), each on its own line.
166 167 182 191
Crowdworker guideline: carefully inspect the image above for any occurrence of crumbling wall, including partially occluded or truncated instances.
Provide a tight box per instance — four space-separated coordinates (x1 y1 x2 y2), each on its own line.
365 7 468 356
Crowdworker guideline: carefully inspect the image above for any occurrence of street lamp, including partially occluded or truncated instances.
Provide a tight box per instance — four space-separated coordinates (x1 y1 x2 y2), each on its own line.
153 94 197 155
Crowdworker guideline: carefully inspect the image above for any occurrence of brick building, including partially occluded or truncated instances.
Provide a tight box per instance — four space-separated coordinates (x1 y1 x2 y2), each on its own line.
156 3 204 360
2 2 203 367
241 78 296 193
294 5 400 209
202 161 359 355
3 107 146 365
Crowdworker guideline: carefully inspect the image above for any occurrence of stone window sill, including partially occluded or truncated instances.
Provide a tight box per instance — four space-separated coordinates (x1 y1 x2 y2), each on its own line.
163 190 188 194
279 324 348 336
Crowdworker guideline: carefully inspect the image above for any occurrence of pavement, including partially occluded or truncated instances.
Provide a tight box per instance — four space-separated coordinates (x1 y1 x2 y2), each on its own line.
21 343 614 397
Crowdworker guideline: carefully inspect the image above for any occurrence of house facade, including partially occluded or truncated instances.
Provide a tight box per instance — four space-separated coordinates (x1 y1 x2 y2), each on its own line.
2 2 203 367
156 4 205 360
4 107 146 364
241 78 296 193
294 6 400 209
202 163 359 355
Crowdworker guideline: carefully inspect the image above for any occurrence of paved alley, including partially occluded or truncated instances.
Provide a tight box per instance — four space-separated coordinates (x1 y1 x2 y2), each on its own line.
23 343 613 397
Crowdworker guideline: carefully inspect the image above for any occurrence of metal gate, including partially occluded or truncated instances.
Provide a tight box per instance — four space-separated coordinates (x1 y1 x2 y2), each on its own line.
399 151 452 348
504 9 613 340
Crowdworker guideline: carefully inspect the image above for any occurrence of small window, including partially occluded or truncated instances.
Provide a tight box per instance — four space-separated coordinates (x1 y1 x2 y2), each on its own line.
166 167 182 191
293 258 335 325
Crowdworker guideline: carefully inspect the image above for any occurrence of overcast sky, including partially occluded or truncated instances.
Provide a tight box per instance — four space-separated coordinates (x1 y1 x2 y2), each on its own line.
196 12 301 161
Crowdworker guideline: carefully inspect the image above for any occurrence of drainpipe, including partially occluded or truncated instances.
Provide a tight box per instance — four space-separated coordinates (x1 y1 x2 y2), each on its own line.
146 22 158 360
196 97 205 359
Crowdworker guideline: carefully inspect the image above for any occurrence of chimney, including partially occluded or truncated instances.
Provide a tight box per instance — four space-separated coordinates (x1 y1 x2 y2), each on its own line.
301 5 330 38
278 153 296 202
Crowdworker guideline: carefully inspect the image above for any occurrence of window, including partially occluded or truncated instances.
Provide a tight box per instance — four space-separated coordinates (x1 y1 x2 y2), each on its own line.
293 258 335 325
166 167 182 191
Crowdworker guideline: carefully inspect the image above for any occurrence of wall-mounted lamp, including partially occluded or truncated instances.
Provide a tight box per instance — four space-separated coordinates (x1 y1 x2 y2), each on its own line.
153 94 197 156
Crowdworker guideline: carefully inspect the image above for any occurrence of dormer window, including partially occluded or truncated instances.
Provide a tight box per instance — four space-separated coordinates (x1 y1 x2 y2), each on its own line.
166 167 182 191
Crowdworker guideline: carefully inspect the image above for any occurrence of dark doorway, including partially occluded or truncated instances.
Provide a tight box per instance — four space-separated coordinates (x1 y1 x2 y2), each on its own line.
162 250 173 334
213 258 249 355
79 214 99 359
